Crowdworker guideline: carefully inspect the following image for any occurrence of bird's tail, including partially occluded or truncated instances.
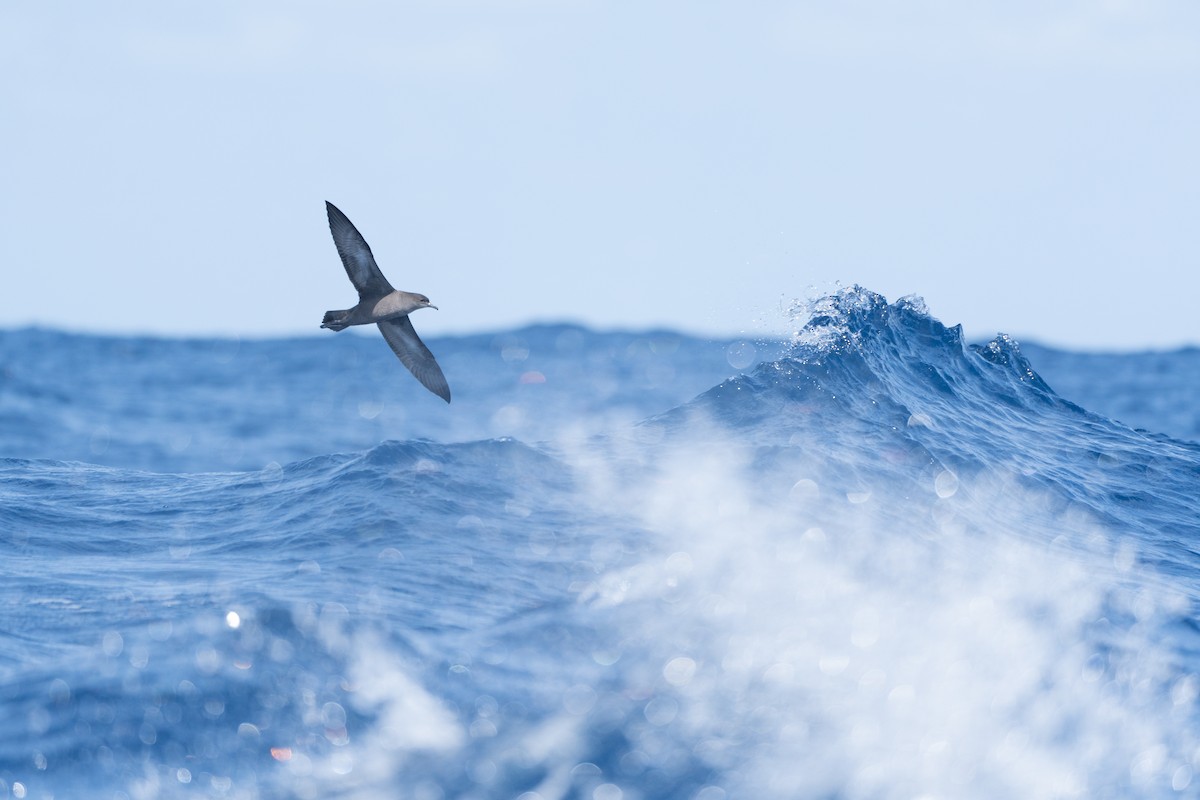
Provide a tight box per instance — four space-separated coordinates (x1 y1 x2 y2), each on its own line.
321 310 351 331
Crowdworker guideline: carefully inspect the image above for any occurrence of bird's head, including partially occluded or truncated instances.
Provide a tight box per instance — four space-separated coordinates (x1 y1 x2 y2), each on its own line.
415 294 439 311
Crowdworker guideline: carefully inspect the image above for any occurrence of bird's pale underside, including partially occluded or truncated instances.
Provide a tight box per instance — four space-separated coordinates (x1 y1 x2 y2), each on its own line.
320 201 451 403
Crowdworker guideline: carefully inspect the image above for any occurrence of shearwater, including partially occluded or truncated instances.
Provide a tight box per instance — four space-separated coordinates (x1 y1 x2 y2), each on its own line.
320 201 451 403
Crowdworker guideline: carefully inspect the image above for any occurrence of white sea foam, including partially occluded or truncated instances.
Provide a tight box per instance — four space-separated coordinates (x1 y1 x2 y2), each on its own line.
563 426 1195 799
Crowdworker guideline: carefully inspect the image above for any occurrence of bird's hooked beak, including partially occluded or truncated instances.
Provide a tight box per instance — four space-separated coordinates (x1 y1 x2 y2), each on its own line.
429 304 439 311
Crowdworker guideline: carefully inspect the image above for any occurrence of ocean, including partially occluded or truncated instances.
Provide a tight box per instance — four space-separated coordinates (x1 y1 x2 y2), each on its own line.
1 286 1198 799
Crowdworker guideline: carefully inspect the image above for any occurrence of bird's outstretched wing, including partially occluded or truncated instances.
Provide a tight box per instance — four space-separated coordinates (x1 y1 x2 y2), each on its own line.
326 201 395 299
377 317 451 403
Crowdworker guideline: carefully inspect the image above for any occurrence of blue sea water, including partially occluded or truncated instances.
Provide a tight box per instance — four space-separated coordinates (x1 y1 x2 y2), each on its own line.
1 286 1198 799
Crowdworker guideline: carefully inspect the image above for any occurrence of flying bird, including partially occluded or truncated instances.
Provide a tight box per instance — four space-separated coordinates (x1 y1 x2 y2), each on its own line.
320 201 451 403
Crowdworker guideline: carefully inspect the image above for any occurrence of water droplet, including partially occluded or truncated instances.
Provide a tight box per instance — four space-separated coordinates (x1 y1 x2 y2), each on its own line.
665 551 693 575
643 695 678 726
322 702 347 728
1173 766 1193 791
934 470 959 499
129 645 149 669
331 751 354 775
471 759 498 783
357 400 384 419
1082 653 1106 683
500 344 530 363
504 500 532 518
528 530 557 555
1113 543 1137 573
258 461 284 488
48 678 71 705
592 648 621 666
102 631 124 657
790 479 819 501
725 341 757 370
594 783 623 800
1172 675 1198 706
663 656 697 687
470 718 498 738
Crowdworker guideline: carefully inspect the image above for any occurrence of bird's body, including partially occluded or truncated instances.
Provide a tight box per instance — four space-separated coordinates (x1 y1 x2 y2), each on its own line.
320 201 451 403
320 290 430 331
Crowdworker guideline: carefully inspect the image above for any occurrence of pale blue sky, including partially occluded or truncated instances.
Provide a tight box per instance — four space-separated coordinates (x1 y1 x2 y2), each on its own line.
3 1 1198 349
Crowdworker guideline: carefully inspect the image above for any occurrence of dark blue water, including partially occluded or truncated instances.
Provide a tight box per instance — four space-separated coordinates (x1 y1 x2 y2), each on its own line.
1 287 1198 799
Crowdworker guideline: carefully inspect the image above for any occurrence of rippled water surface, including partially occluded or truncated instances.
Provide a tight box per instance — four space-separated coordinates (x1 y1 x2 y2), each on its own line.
2 288 1199 799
